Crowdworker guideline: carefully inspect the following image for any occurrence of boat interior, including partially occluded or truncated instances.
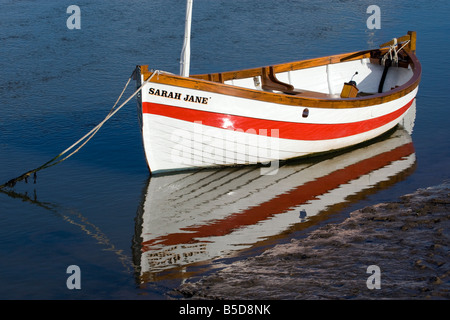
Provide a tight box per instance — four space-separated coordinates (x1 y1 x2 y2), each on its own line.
191 32 418 99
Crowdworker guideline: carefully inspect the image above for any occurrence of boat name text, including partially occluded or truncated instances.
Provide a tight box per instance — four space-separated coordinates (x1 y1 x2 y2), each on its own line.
148 87 209 104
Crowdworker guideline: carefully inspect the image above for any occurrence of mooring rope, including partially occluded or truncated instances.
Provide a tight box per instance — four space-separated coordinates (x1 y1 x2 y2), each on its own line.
0 69 159 190
381 38 411 67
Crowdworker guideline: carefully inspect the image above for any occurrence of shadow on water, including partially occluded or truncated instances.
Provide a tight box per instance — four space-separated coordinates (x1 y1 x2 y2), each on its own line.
131 101 417 284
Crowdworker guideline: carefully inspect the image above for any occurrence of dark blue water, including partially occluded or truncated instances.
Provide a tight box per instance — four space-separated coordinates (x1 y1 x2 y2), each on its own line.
0 0 448 299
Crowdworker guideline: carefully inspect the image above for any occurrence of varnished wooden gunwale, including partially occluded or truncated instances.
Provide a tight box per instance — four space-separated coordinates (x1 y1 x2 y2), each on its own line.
140 33 420 109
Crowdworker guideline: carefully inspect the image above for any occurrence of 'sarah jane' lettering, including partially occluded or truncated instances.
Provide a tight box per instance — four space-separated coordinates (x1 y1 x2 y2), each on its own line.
148 88 182 100
148 87 209 104
184 94 208 104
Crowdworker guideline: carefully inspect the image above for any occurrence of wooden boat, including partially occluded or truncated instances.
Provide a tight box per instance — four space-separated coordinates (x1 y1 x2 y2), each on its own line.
134 2 420 174
132 104 416 280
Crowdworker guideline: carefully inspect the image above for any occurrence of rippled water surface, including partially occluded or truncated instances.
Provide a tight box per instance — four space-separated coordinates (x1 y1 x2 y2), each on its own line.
0 0 448 299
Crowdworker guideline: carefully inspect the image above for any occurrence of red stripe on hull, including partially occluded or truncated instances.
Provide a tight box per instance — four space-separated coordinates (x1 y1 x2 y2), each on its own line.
142 99 414 141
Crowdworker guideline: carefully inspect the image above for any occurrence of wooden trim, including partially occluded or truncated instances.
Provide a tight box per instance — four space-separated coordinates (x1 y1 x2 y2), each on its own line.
379 35 411 48
379 31 416 53
140 33 421 109
408 31 417 53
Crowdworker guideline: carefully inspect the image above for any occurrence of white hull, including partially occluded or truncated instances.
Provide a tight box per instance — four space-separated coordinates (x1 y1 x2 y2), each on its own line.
139 81 417 173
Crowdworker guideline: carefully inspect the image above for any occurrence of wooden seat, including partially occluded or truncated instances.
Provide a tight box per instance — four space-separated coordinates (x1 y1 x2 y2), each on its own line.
261 66 334 98
261 66 294 92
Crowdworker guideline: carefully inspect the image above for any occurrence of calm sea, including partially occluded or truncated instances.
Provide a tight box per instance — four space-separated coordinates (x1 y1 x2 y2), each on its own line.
0 0 448 299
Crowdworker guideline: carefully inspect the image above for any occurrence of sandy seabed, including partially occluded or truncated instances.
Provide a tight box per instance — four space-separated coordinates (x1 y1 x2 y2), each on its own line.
175 181 449 300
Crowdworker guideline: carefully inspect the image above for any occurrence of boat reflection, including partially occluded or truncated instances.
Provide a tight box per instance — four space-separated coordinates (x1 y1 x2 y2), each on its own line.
133 101 416 283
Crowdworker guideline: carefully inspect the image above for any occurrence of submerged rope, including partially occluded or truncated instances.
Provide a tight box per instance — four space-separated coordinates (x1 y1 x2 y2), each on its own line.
0 69 159 190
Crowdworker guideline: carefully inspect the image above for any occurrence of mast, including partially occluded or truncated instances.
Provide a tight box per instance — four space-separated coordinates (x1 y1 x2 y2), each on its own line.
180 0 193 77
